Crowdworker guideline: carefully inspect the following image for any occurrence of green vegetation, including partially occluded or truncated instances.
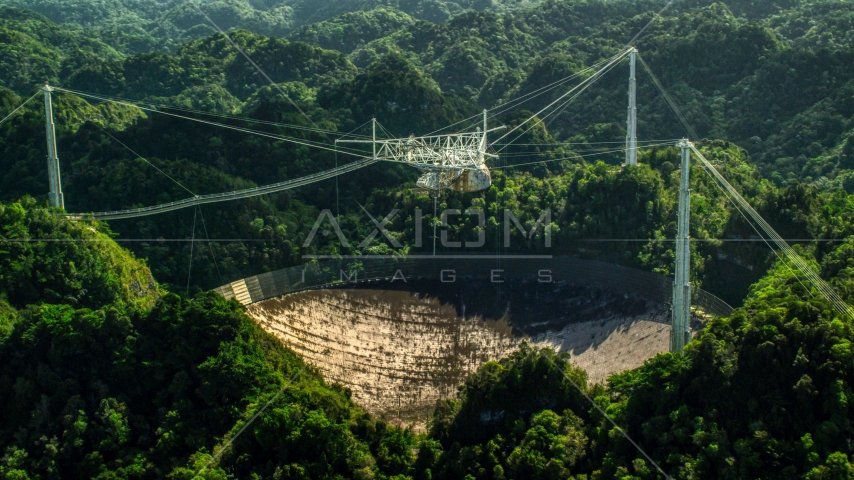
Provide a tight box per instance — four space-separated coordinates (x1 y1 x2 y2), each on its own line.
288 8 418 54
396 170 854 478
0 1 850 293
0 7 123 91
0 197 158 311
1 1 854 476
0 0 851 299
5 191 854 477
0 0 546 52
0 199 417 479
412 248 854 478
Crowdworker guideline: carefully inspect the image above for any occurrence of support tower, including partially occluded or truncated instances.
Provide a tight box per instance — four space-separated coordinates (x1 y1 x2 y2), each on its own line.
671 139 692 351
43 83 64 208
625 48 638 166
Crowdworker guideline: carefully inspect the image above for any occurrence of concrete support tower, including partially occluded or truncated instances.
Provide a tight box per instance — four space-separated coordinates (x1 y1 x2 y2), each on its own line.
43 84 64 208
671 139 692 351
480 109 488 153
625 48 638 166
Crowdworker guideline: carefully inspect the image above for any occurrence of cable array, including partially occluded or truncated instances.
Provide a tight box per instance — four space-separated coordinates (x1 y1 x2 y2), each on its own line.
52 44 636 222
55 47 644 219
190 368 305 479
692 144 854 320
636 54 699 140
626 0 678 46
632 49 852 318
67 156 379 220
57 95 199 196
54 87 370 158
55 88 370 139
487 51 629 121
191 0 320 130
491 49 632 150
425 50 629 137
0 91 40 128
492 141 679 169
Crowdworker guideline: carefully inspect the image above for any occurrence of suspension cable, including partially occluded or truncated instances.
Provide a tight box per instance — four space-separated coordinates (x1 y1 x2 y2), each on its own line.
54 88 369 139
198 206 224 286
636 54 700 140
59 96 197 196
493 51 630 152
333 118 373 218
54 88 370 157
66 156 380 220
508 140 679 146
186 206 197 295
692 144 852 319
491 141 679 169
633 50 841 312
545 354 672 480
626 0 678 46
487 51 627 121
628 45 843 313
490 49 631 148
191 0 321 130
696 155 816 299
425 51 626 137
0 91 40 128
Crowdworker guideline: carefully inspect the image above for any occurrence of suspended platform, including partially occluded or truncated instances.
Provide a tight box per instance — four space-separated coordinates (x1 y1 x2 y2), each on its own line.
338 112 504 193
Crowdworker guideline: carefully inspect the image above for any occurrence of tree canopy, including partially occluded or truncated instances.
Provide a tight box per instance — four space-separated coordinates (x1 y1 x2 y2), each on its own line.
2 1 854 477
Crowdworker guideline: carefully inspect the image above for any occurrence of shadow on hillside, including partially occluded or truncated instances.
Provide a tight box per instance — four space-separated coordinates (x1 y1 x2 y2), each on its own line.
338 277 673 355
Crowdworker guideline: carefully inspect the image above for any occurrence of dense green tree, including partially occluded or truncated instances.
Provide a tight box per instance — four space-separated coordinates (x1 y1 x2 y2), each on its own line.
288 8 417 54
2 3 854 478
413 239 854 477
0 199 417 479
0 198 157 311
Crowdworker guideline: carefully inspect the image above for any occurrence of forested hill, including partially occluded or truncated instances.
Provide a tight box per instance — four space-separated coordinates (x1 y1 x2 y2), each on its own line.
0 0 852 301
2 0 853 182
2 0 854 478
0 0 546 52
4 187 854 478
0 200 417 479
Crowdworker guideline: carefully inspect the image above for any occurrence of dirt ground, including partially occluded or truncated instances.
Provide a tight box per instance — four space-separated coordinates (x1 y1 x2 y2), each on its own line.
247 288 672 429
